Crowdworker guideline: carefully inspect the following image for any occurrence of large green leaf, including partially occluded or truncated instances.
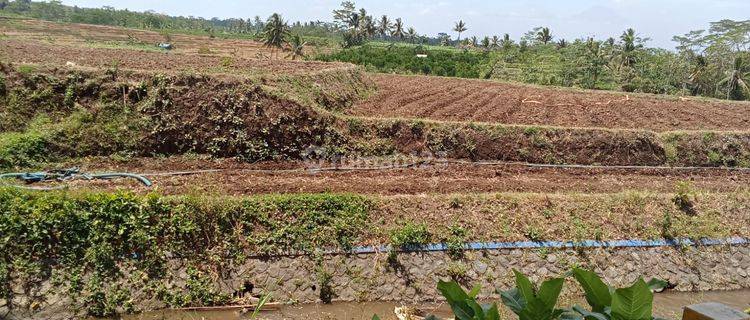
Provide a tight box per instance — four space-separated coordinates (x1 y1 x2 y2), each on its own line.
537 277 565 309
500 288 526 314
484 303 502 320
437 280 475 320
611 278 653 320
518 298 557 320
573 268 612 313
513 269 536 302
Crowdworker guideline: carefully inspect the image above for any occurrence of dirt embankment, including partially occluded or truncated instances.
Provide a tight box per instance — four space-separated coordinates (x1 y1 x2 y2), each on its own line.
353 74 750 132
0 63 371 165
344 118 750 167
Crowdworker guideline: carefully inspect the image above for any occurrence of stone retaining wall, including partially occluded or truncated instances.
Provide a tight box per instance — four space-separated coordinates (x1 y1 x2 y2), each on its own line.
5 244 749 319
229 244 750 303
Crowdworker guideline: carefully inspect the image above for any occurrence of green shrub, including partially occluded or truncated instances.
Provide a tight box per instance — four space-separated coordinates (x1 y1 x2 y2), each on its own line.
0 131 50 168
444 224 468 260
673 181 696 215
389 222 431 249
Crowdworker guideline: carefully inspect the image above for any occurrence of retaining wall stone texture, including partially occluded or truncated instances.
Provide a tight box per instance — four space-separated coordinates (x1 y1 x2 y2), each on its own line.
3 245 749 319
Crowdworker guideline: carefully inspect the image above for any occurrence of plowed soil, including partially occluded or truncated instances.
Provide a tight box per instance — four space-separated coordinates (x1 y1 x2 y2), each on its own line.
50 157 750 195
0 39 347 75
352 74 750 132
0 17 334 59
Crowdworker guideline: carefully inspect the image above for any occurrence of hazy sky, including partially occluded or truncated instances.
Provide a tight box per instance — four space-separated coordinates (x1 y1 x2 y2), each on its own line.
61 0 749 48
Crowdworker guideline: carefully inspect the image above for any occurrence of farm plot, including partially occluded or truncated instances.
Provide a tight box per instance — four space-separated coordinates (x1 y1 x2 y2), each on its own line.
351 74 750 132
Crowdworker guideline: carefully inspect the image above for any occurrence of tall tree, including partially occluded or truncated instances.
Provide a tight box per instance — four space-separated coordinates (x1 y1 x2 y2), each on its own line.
332 1 357 29
491 35 500 49
405 27 418 43
619 28 644 68
719 56 750 100
481 36 491 50
453 20 467 41
358 14 376 38
391 18 404 40
536 27 553 44
377 15 391 39
262 13 290 59
501 33 514 49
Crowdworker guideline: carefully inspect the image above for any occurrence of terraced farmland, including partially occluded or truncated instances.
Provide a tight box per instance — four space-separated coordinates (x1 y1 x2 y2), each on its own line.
352 74 750 132
1 18 750 320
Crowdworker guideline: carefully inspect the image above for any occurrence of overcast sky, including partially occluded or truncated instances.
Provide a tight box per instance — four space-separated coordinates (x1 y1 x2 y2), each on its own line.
61 0 749 49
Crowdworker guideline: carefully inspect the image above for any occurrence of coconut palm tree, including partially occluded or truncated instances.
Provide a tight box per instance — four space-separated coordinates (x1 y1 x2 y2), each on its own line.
501 33 514 49
718 56 750 100
481 36 491 50
619 28 643 68
453 20 467 41
359 14 376 38
262 13 290 59
391 18 404 40
556 39 568 49
491 35 500 49
470 36 478 47
406 27 418 43
536 27 552 44
285 34 307 60
377 15 392 39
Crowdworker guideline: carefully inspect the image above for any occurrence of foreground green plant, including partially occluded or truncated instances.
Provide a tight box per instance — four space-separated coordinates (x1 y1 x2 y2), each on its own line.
438 281 501 320
431 268 668 320
500 270 565 320
567 268 667 320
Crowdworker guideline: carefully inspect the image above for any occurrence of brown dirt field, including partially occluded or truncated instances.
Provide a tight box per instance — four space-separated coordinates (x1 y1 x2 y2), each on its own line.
0 18 348 76
352 74 750 132
0 39 348 75
43 157 750 195
0 17 333 59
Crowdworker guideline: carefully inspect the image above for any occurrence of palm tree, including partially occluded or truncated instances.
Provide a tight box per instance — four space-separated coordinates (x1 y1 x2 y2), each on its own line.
285 34 307 60
718 56 750 100
453 20 467 41
377 15 391 39
470 36 478 47
481 36 491 50
619 28 642 68
501 33 514 49
491 35 500 49
391 18 404 40
262 13 290 59
536 27 552 44
556 39 568 49
359 14 376 38
406 27 417 43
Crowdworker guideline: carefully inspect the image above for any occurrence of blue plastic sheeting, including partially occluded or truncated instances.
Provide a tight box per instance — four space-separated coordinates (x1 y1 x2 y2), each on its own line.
345 237 750 255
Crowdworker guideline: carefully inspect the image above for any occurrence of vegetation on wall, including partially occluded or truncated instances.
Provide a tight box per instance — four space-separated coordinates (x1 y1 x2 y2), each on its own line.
0 189 372 316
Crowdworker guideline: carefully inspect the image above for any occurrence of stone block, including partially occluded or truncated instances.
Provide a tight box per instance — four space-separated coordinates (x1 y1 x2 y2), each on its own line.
682 303 750 320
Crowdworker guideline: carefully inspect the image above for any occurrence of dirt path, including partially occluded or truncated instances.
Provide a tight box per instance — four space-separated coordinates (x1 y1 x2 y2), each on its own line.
352 74 750 132
45 157 750 195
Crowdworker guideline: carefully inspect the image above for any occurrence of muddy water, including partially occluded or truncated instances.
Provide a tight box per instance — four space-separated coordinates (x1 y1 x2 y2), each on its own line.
124 290 750 320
